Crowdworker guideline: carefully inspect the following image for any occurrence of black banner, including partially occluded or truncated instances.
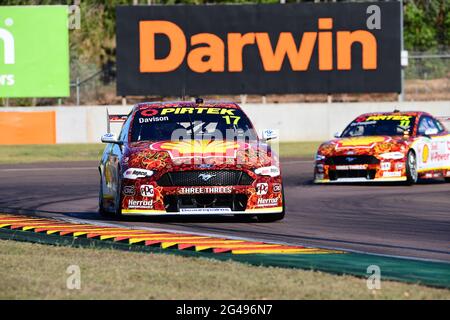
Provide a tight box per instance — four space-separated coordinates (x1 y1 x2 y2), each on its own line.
0 300 442 318
116 3 401 96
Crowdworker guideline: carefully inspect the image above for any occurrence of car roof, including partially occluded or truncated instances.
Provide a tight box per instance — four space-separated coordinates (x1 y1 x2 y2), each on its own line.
357 110 432 118
133 101 241 112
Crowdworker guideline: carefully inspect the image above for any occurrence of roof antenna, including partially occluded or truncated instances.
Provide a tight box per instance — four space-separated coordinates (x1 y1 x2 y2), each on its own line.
195 97 204 104
106 108 110 134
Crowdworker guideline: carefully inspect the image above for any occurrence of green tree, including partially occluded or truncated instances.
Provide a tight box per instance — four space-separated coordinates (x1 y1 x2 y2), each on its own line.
404 0 449 50
3 0 448 70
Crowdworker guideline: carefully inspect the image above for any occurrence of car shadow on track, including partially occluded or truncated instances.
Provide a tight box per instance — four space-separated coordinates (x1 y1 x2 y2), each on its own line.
0 206 273 224
303 178 447 187
100 214 263 224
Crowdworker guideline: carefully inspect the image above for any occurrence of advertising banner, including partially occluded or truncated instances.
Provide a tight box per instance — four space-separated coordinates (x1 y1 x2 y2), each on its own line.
116 2 401 96
0 6 69 97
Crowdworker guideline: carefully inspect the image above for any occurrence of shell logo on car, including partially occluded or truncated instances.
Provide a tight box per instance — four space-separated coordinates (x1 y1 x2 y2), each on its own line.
150 140 249 159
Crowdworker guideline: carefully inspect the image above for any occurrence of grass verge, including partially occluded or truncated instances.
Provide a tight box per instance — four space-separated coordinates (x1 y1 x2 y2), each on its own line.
277 141 321 158
0 240 448 299
0 142 320 164
0 144 105 164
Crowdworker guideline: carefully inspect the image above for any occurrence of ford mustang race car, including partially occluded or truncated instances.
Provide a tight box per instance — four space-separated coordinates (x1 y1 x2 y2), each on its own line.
314 111 450 184
98 100 284 221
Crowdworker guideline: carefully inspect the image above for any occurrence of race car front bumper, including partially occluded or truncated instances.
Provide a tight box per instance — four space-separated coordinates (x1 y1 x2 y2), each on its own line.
121 206 284 216
120 177 284 215
314 160 407 183
314 176 407 183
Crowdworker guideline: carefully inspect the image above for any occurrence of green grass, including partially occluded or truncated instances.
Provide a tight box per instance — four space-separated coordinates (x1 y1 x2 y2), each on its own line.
0 142 318 164
0 144 105 164
277 141 321 159
0 240 448 299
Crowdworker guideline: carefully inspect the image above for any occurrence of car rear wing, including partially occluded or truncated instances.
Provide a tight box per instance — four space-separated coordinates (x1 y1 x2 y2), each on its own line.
106 109 128 134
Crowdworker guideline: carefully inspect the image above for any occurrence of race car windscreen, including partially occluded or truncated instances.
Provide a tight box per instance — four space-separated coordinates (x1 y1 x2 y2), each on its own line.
341 115 416 137
130 107 258 142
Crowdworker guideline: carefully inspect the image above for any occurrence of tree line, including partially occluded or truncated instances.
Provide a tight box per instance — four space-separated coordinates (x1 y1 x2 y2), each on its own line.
3 0 448 70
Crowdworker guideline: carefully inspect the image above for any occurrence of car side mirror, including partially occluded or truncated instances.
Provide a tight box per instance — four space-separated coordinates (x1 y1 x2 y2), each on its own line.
424 128 438 136
261 129 278 141
333 132 341 138
101 133 123 145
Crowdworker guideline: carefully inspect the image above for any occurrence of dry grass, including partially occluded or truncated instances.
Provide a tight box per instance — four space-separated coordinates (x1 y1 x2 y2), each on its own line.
0 144 105 164
0 240 448 300
0 142 317 164
405 78 450 101
93 78 450 104
277 141 321 159
4 78 448 107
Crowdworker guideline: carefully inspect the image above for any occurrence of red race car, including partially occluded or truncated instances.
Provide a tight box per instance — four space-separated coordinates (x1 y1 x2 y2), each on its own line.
99 100 284 221
314 111 450 184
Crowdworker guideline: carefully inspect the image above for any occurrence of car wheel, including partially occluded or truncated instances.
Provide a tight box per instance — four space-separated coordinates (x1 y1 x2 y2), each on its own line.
98 176 111 217
406 150 418 185
445 178 450 183
114 176 123 217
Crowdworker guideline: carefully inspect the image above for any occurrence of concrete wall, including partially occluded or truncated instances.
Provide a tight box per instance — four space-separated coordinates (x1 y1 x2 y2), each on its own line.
241 101 450 141
1 101 449 143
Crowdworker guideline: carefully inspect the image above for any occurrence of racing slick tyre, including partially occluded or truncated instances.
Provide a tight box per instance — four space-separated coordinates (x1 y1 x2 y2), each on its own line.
98 176 112 217
406 150 418 185
113 177 123 217
256 190 285 222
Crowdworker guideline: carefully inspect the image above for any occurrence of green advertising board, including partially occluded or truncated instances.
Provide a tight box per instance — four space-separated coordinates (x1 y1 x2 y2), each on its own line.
0 6 69 97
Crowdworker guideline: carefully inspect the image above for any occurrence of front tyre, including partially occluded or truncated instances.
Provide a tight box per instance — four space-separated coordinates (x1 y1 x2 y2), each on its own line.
114 177 123 217
406 150 418 185
99 176 112 217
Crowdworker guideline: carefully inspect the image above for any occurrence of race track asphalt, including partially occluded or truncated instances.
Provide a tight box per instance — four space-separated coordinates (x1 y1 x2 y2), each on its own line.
0 159 449 262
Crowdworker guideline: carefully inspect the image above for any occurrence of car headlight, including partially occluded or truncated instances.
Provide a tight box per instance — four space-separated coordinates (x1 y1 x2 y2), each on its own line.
379 152 405 160
254 166 280 177
315 154 326 161
123 168 155 180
